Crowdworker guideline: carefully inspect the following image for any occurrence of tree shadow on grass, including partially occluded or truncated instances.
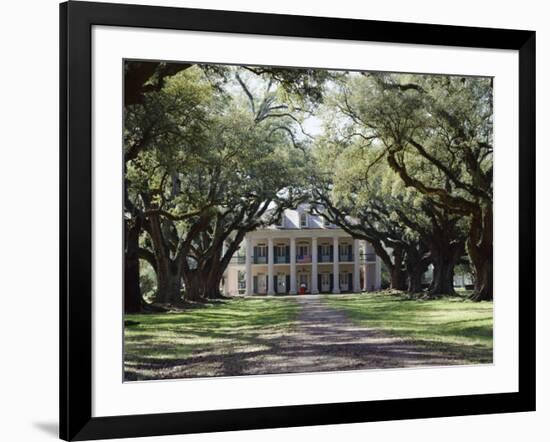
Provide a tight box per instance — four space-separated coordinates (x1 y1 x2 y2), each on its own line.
126 299 297 329
124 336 492 381
124 301 492 381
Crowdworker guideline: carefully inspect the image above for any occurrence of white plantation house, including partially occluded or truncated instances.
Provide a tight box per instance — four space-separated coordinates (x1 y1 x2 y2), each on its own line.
223 205 382 296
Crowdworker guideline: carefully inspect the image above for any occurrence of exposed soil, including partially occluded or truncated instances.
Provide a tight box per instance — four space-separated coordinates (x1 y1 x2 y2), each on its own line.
126 295 471 381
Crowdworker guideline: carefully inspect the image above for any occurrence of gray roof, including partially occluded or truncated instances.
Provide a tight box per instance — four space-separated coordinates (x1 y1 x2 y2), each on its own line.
271 204 335 230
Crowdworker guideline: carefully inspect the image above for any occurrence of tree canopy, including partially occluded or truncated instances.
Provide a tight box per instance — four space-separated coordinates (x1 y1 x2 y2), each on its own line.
317 73 492 300
123 62 493 312
125 64 315 306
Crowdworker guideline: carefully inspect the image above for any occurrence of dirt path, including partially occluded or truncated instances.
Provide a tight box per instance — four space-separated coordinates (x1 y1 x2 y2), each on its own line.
232 295 464 376
144 295 468 379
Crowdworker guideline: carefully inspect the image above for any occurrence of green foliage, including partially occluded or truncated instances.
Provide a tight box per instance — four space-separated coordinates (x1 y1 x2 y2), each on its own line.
338 73 493 206
126 65 322 300
139 260 157 303
124 63 493 301
309 72 491 296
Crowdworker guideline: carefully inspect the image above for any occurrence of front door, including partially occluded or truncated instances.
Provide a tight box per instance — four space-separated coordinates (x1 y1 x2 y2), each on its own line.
339 272 349 291
257 273 267 294
299 273 309 292
277 273 286 293
321 273 330 292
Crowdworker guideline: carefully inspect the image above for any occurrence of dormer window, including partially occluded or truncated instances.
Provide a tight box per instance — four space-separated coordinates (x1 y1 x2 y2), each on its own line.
275 214 284 228
323 217 331 227
300 213 308 228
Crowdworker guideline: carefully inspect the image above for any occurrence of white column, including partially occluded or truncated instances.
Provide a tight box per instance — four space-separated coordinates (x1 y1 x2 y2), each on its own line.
290 237 297 294
353 239 360 292
245 237 253 295
311 237 319 294
332 236 340 293
362 240 369 291
267 237 275 295
374 255 382 290
222 242 229 295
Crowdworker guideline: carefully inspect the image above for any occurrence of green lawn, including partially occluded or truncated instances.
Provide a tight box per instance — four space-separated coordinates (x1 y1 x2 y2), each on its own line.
125 292 493 380
124 297 299 380
324 292 493 364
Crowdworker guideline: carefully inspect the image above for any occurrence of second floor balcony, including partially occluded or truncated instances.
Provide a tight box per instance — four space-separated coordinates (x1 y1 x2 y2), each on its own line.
252 254 314 264
275 255 290 264
253 255 267 264
246 249 375 265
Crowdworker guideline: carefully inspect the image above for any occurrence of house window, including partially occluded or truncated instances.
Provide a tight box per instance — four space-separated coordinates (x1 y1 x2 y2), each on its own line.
320 244 331 262
300 213 308 228
323 217 330 227
298 244 309 257
275 244 287 263
257 245 266 257
339 243 352 261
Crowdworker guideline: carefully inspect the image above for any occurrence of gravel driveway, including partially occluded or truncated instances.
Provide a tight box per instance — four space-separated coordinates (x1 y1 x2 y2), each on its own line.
235 295 465 375
139 295 468 380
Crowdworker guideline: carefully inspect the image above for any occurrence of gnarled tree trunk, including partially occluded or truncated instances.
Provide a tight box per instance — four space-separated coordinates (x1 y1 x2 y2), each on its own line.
429 240 464 297
124 217 143 313
468 205 493 301
429 256 456 296
388 248 407 290
404 242 430 294
406 254 430 293
156 260 182 304
389 268 407 291
181 270 205 302
407 267 424 293
204 272 224 299
147 213 184 304
182 265 222 302
470 259 493 301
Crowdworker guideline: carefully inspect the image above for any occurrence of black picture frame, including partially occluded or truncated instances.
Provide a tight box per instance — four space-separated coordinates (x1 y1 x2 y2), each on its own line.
60 1 536 440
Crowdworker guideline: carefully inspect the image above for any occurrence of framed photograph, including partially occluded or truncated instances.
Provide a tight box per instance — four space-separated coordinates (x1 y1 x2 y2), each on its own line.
60 1 535 440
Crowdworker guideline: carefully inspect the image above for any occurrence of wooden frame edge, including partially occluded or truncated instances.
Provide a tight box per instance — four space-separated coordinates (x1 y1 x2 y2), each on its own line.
60 1 536 440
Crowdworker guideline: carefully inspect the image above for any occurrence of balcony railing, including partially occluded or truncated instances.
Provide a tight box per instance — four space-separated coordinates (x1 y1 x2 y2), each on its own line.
244 253 375 265
252 256 291 264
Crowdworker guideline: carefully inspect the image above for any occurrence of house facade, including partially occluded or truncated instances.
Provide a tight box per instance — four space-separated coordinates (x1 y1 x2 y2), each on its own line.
223 205 382 296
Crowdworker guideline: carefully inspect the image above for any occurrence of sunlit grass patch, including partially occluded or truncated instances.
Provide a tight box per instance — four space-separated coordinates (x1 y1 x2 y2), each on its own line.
124 297 299 380
323 292 493 364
